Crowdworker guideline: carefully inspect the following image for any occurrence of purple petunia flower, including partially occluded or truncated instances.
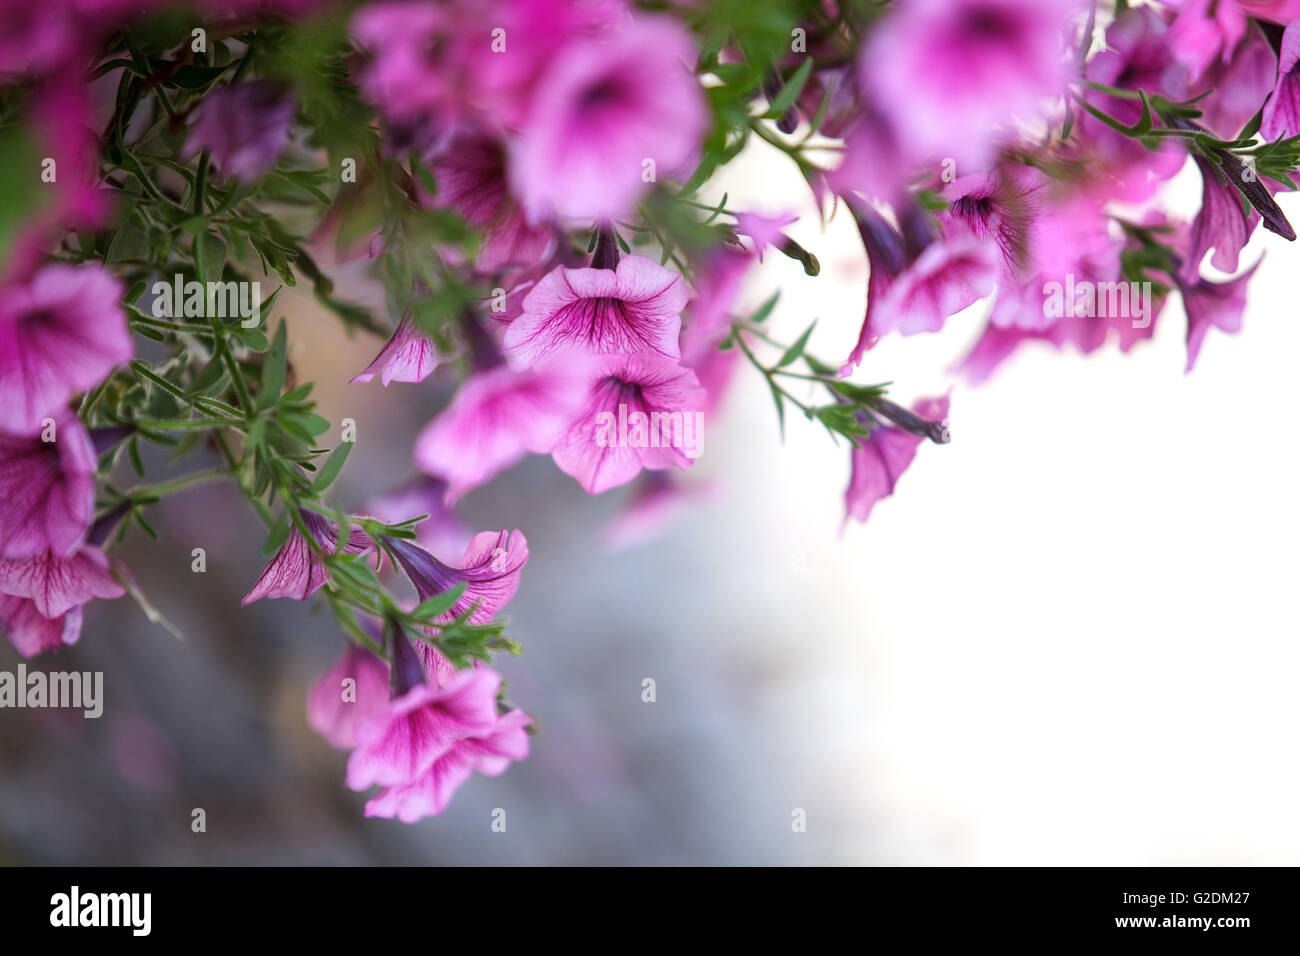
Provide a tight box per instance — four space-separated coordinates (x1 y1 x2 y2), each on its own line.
0 544 124 620
183 81 296 183
503 255 690 370
242 510 374 605
0 593 84 658
0 412 96 560
550 352 706 494
0 264 131 433
385 530 528 625
1185 155 1258 280
413 359 593 501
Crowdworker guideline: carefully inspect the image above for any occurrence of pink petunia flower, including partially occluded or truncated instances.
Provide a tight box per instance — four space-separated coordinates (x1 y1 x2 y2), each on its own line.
0 412 96 559
1185 155 1259 280
503 255 689 370
307 644 392 751
345 658 502 791
0 264 131 432
0 594 83 658
863 0 1080 173
843 202 997 372
413 360 593 501
385 530 529 625
363 708 532 822
550 352 706 494
242 510 374 605
733 211 799 261
845 396 950 525
0 544 124 620
508 15 707 221
350 318 440 386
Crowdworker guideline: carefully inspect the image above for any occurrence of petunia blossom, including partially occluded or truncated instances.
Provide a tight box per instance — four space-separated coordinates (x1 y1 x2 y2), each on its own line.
1264 20 1300 141
385 530 528 625
345 660 502 791
0 413 96 559
350 318 440 386
845 396 951 525
0 594 82 658
1184 155 1258 280
363 708 532 822
242 510 374 605
0 264 131 433
1180 260 1261 372
413 359 592 501
307 644 392 751
550 352 707 494
502 255 690 370
428 129 555 273
508 15 707 221
0 544 124 619
862 0 1080 173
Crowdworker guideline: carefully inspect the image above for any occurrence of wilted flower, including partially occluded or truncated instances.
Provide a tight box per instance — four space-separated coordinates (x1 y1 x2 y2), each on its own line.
845 396 950 525
351 318 440 386
242 511 374 605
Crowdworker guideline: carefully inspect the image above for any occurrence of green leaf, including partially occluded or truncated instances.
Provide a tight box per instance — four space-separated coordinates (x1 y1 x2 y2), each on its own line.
413 582 468 620
776 320 816 368
749 291 780 325
259 322 287 409
196 230 226 283
309 441 352 493
764 57 813 119
261 510 293 558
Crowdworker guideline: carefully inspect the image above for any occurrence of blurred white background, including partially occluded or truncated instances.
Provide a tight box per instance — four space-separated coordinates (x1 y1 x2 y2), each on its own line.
684 143 1300 864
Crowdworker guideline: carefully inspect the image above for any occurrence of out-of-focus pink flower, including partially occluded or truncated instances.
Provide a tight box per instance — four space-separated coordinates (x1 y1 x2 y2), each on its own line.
845 396 950 525
863 0 1080 173
1189 22 1276 140
308 644 391 750
183 82 296 183
603 471 702 551
1264 20 1300 140
1167 0 1248 83
350 1 473 124
0 264 131 432
1080 5 1189 202
680 246 752 354
363 708 532 822
550 352 706 494
843 202 997 371
734 212 799 261
0 3 80 78
1180 260 1260 371
0 413 95 560
413 360 592 501
350 318 440 386
509 15 707 221
345 663 502 791
385 531 528 625
503 255 690 369
428 129 555 273
829 100 915 205
242 511 374 605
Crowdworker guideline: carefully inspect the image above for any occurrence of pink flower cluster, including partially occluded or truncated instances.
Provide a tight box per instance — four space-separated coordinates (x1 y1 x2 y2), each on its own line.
0 264 132 657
